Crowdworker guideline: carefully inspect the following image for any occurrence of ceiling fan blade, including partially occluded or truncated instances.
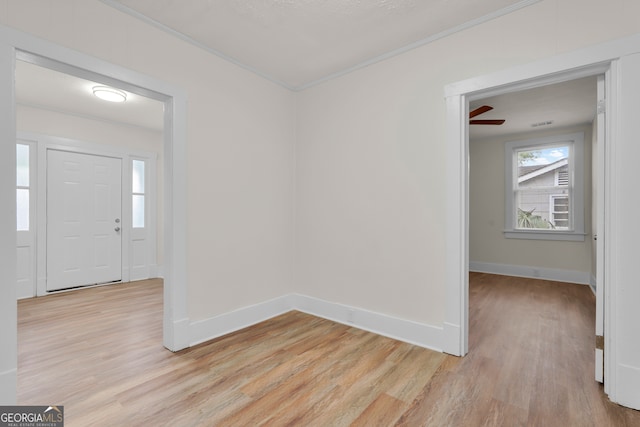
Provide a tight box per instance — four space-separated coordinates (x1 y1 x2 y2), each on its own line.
469 105 493 118
470 119 505 125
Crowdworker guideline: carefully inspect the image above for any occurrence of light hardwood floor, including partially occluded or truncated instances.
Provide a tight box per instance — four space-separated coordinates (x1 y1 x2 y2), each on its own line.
18 274 640 426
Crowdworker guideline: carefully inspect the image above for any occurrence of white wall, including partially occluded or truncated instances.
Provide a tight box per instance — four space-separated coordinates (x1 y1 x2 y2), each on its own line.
0 0 297 324
469 124 593 279
0 0 635 340
295 0 640 328
17 104 165 267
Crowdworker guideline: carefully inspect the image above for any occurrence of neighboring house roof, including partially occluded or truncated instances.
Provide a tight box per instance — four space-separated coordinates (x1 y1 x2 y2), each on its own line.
518 158 568 183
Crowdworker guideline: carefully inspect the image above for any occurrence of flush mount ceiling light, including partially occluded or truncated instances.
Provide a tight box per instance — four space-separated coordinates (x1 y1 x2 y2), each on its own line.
92 85 127 103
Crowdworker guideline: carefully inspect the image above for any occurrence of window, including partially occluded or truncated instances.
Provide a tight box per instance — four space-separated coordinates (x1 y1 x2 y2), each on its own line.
550 195 570 229
132 159 145 228
504 132 585 241
16 144 30 231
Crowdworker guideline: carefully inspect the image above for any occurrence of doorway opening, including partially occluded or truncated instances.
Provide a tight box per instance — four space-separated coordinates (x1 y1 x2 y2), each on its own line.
463 68 607 355
15 58 164 296
468 76 598 284
467 75 603 382
1 36 187 356
11 46 183 334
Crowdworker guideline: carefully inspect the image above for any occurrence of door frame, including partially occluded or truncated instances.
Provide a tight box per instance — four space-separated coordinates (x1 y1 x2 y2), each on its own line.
444 33 640 407
0 24 189 403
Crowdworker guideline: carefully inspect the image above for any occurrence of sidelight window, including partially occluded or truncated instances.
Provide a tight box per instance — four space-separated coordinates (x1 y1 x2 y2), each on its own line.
132 159 145 228
16 144 30 231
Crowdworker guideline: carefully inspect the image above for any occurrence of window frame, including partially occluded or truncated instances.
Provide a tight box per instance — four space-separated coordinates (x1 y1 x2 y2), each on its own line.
504 132 586 241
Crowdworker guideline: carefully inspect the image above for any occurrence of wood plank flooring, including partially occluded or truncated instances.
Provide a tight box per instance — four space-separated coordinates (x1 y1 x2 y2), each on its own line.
18 274 640 426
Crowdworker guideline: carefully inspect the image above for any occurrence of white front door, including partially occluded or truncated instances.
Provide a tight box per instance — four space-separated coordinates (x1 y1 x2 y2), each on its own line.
46 150 122 291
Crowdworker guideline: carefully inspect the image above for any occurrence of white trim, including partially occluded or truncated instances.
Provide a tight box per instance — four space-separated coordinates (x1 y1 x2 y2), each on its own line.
293 294 443 352
603 60 618 400
189 294 444 352
189 295 294 346
99 0 541 92
617 364 640 409
442 322 462 356
469 261 591 285
444 34 640 98
154 264 164 279
604 52 640 409
444 92 469 356
503 230 587 241
596 349 604 383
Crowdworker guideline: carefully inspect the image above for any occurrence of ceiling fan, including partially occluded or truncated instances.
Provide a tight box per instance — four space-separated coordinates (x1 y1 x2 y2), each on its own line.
470 105 505 125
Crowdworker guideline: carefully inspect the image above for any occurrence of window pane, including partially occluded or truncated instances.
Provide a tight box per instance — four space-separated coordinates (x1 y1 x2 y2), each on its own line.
132 194 145 228
517 146 569 188
516 189 554 230
132 160 145 194
552 196 570 229
17 144 29 187
17 188 29 231
516 145 570 230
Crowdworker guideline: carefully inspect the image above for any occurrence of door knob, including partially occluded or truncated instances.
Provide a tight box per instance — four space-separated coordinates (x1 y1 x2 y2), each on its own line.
115 226 121 232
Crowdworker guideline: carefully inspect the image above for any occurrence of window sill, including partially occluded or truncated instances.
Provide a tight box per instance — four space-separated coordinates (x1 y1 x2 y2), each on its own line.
503 230 586 242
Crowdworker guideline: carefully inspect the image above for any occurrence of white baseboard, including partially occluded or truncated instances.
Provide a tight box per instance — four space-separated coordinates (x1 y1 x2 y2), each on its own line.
16 283 34 300
0 369 17 404
170 318 191 351
469 261 590 285
442 322 463 356
188 294 443 352
617 363 640 410
189 294 294 346
595 349 603 383
293 294 443 352
151 264 163 279
590 274 597 295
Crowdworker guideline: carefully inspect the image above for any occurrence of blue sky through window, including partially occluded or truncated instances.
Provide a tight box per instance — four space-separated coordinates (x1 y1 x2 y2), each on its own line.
519 145 568 166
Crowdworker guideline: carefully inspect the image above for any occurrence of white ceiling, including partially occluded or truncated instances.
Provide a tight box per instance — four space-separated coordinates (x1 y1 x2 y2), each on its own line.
15 0 596 138
16 60 165 131
469 76 597 140
104 0 537 90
